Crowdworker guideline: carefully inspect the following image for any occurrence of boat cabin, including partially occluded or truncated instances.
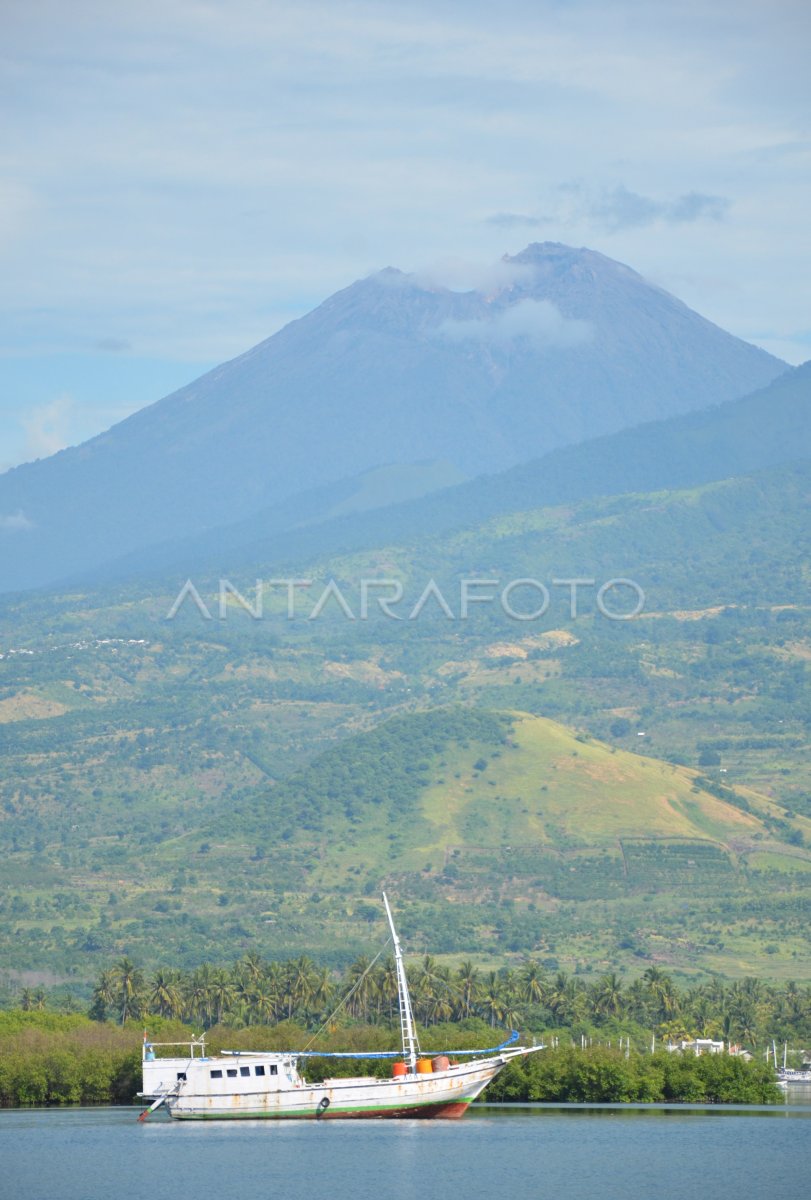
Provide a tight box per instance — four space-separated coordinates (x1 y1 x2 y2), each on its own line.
141 1037 305 1100
141 1036 209 1098
189 1053 304 1096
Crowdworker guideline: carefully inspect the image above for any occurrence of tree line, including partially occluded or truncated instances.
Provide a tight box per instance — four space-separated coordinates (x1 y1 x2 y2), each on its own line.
487 1043 781 1104
0 1013 143 1108
0 1011 782 1108
82 955 811 1049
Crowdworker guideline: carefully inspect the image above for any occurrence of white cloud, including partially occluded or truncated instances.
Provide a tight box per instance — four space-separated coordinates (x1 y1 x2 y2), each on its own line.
497 186 732 234
0 510 34 531
584 186 731 231
439 299 593 348
21 396 75 461
484 213 545 229
412 257 534 295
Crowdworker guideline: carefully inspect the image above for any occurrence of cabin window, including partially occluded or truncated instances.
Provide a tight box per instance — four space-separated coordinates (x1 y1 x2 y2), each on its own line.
269 1064 278 1075
176 1072 187 1081
226 1068 238 1078
210 1070 222 1079
255 1065 265 1077
240 1066 250 1077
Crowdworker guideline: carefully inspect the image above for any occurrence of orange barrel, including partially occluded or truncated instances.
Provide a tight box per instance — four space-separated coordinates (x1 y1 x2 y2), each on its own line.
432 1056 450 1073
416 1059 433 1075
392 1062 408 1078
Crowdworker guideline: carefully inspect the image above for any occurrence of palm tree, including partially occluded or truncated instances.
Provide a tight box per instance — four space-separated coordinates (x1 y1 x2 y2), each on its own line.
520 960 546 1007
501 999 523 1032
278 955 316 1021
719 1009 737 1046
592 972 625 1019
377 957 399 1020
110 957 144 1025
726 995 759 1048
250 984 277 1025
737 1009 759 1047
90 969 117 1021
624 978 653 1025
547 972 582 1026
659 1018 691 1045
426 989 454 1024
685 993 722 1039
456 961 481 1019
739 976 766 1005
343 956 374 1021
408 964 433 1025
782 980 802 1018
185 964 216 1027
413 956 447 1024
148 970 182 1019
501 969 517 1005
231 973 255 1025
426 965 454 1027
481 972 506 1028
238 952 266 988
775 980 803 1028
309 966 335 1020
210 968 236 1026
265 961 286 1019
642 967 679 1020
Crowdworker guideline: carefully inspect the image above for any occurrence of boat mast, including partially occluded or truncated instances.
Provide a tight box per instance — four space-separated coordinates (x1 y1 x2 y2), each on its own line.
382 892 420 1072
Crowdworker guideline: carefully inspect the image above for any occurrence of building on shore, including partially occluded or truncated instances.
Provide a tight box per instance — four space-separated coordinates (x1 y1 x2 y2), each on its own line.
665 1038 725 1056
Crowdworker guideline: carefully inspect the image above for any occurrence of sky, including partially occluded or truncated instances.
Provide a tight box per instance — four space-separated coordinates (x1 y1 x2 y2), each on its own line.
1 0 809 470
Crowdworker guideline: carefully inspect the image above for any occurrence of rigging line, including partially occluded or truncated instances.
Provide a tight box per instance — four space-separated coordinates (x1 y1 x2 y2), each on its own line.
296 1030 520 1059
301 940 391 1053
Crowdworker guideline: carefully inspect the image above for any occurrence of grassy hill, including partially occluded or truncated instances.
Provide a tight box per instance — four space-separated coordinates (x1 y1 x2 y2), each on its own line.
3 700 811 989
255 708 795 870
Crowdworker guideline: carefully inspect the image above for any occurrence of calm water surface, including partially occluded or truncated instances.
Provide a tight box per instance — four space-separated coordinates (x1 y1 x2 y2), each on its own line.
2 1103 810 1200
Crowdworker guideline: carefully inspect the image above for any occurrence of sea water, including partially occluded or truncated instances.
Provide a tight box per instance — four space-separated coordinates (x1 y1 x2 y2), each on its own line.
1 1103 810 1200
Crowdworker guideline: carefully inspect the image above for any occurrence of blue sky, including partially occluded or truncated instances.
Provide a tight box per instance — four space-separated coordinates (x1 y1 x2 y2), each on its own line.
1 0 809 470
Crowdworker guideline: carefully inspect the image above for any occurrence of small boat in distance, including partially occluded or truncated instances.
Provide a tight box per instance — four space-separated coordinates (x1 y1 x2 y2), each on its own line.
138 893 543 1121
772 1040 811 1089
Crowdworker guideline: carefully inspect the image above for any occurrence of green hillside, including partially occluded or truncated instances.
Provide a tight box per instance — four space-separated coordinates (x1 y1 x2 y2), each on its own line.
257 708 797 879
3 702 811 989
1 460 810 992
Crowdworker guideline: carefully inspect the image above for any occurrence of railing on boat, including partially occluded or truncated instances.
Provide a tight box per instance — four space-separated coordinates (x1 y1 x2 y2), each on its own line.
143 1035 206 1060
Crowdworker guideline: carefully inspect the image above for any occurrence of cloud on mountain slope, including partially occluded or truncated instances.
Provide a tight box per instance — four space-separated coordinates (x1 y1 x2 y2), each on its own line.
0 510 34 532
438 298 593 347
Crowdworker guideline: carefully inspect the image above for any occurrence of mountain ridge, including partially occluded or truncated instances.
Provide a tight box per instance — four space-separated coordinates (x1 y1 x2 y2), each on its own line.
80 359 810 588
0 243 785 592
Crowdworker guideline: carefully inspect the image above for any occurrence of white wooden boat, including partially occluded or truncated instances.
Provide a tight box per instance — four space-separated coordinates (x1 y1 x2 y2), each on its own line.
139 894 543 1120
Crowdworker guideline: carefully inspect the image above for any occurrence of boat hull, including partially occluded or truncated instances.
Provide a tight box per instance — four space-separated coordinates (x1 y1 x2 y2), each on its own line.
169 1098 472 1120
165 1055 510 1121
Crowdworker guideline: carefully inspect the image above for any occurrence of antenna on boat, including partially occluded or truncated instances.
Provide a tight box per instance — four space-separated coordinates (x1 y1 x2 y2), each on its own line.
382 891 420 1073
